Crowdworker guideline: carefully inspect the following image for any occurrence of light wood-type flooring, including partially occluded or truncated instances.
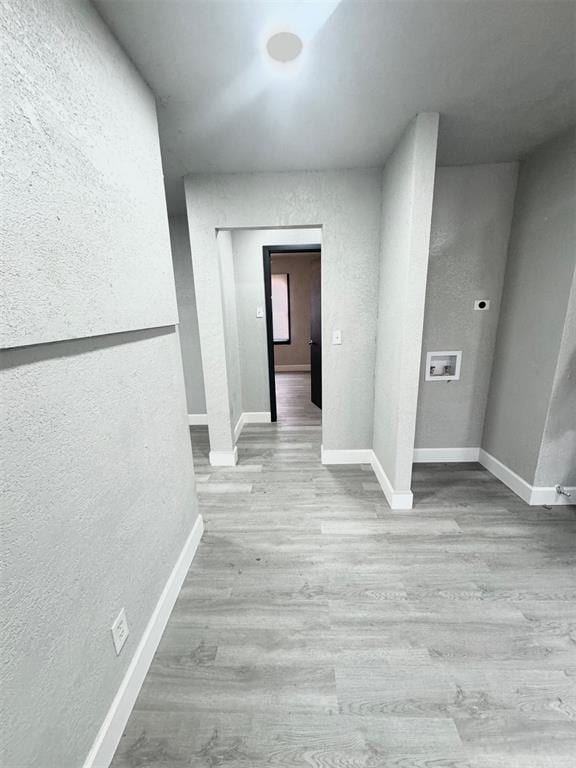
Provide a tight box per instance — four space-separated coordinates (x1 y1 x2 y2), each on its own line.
275 371 321 425
111 374 576 767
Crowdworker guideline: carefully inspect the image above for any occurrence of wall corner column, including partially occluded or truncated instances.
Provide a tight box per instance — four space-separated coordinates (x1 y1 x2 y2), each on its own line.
184 179 236 465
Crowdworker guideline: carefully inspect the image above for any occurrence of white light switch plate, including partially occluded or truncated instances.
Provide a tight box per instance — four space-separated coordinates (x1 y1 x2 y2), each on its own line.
332 329 342 345
111 608 129 655
256 307 264 318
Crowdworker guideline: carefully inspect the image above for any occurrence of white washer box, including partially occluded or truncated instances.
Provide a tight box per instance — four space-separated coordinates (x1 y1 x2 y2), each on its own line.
425 351 462 381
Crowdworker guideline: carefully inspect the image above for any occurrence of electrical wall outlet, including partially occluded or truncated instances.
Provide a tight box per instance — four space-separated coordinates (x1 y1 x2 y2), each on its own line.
332 329 342 345
111 608 129 655
474 299 490 310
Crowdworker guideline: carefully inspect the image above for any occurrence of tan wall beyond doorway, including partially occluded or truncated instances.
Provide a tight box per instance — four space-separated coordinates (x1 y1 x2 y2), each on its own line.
271 252 317 369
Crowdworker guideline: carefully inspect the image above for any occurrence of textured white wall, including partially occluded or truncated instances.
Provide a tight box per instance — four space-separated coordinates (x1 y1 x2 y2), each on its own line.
373 113 439 492
0 0 178 349
482 128 576 484
415 163 518 448
185 173 381 453
170 216 207 414
1 329 196 767
0 2 198 766
232 228 322 413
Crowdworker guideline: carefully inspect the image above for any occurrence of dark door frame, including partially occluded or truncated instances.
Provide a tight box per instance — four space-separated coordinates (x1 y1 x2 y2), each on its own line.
262 244 321 422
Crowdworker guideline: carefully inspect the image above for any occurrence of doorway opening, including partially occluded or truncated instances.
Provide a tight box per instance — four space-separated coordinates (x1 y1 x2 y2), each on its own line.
262 244 322 425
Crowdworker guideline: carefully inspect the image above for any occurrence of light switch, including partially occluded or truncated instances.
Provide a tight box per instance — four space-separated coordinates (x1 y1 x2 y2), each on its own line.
256 307 264 318
332 329 342 345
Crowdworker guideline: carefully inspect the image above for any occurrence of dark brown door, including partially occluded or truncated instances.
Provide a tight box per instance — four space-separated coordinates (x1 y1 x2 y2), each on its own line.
310 255 322 409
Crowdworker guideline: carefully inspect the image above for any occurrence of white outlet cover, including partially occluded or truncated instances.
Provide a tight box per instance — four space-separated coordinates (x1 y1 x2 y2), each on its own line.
111 608 129 655
474 299 491 310
256 307 264 318
332 329 342 345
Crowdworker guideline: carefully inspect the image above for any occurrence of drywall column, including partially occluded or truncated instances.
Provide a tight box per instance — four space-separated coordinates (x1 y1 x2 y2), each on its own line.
1 2 200 767
169 216 207 417
534 266 576 489
185 217 237 464
372 113 439 509
217 230 243 436
482 128 576 499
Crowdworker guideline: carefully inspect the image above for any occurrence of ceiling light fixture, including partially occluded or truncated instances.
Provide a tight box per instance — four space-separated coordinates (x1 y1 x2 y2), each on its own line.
266 31 303 63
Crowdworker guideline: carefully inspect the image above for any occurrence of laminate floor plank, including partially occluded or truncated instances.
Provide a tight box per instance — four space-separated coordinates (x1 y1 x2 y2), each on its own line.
111 373 576 766
275 372 322 426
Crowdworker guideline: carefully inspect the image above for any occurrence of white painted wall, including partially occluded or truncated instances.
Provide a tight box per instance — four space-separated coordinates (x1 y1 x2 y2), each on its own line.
185 172 382 455
1 330 197 767
415 163 518 449
232 228 322 413
0 0 178 349
482 128 576 485
169 216 206 415
372 114 439 496
0 3 198 766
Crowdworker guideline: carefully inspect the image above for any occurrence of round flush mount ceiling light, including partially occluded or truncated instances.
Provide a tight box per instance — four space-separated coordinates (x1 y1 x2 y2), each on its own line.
266 31 303 63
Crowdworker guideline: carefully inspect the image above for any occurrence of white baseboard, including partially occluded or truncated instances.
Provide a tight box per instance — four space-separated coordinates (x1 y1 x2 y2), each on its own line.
234 412 271 442
321 446 413 510
479 449 575 505
190 412 270 439
243 411 272 423
275 364 311 372
83 514 204 768
528 485 575 506
209 447 238 466
478 449 532 503
188 414 208 426
233 415 244 443
413 447 480 463
370 451 413 510
321 447 373 465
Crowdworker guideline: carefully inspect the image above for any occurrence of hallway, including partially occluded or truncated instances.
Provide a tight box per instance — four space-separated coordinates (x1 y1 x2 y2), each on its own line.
4 3 576 765
275 371 321 426
111 419 576 765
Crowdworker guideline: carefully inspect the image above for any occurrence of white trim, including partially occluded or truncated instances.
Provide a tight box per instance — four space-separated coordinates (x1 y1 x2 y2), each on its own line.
83 515 204 768
275 364 311 372
529 485 575 506
479 449 532 504
321 447 373 465
209 447 238 466
234 412 272 442
413 447 480 463
479 449 575 505
188 414 208 426
233 414 244 443
370 451 413 510
321 446 413 510
243 411 272 424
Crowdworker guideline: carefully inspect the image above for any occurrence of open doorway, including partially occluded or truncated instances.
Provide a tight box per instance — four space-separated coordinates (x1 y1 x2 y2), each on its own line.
262 244 322 425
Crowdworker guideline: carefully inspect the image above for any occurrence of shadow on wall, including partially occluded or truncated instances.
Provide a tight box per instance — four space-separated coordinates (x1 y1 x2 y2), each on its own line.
0 326 174 371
